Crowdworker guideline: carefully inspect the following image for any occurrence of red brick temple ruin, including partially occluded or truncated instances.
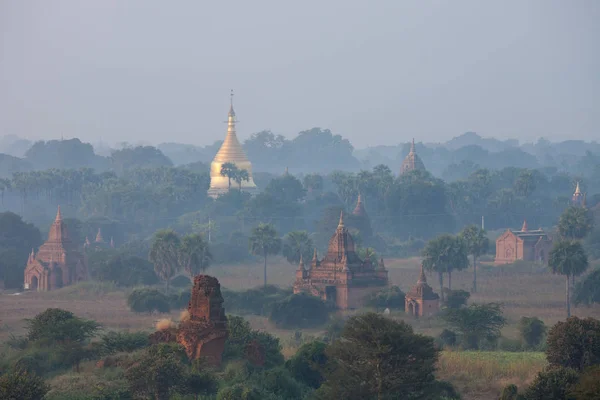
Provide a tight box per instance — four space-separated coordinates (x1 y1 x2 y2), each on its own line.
495 219 552 265
293 212 388 310
150 275 228 366
405 264 439 317
23 206 88 291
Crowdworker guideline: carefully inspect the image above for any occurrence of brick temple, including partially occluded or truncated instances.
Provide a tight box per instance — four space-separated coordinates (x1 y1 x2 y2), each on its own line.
405 264 439 317
23 206 88 291
495 220 552 265
293 212 388 309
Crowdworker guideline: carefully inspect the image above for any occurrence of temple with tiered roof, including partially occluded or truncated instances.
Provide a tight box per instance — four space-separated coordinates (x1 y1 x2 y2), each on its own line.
293 212 388 309
208 91 257 198
400 138 426 175
494 219 552 265
24 206 88 291
405 264 439 317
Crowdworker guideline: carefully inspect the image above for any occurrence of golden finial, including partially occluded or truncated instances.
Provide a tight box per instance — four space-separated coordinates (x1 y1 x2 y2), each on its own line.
228 89 235 117
521 219 528 232
338 211 344 228
574 181 581 195
55 205 62 222
410 138 415 153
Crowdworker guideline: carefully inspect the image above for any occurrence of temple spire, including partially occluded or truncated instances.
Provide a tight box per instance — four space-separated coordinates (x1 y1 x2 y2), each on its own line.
410 138 415 153
297 254 304 270
574 181 581 195
55 205 62 222
338 211 345 228
228 89 235 117
521 219 528 232
95 228 104 243
312 248 318 263
417 263 427 284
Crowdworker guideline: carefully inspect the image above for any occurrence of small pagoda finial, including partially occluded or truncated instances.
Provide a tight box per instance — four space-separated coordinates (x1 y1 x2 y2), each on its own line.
357 193 362 204
284 167 289 175
312 248 318 262
378 257 385 270
521 219 528 232
297 254 304 270
418 263 427 284
410 138 415 153
95 228 104 243
228 89 235 116
338 210 344 228
55 205 62 222
574 181 581 195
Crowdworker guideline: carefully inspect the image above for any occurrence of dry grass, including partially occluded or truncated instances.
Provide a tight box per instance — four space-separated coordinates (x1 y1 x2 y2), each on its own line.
437 350 547 400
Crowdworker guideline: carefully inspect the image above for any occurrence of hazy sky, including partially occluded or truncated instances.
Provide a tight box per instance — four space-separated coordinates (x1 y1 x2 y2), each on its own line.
1 1 598 149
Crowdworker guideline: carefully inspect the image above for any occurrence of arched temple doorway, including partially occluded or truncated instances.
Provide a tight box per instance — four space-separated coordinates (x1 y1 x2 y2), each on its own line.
53 268 64 289
30 276 38 291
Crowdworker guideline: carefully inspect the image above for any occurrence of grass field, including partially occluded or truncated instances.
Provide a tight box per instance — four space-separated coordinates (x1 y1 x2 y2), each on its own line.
1 256 599 400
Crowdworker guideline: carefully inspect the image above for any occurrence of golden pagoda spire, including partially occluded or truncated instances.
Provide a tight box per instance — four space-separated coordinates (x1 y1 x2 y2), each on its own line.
574 181 581 195
55 205 62 222
208 90 257 197
338 211 345 228
521 219 528 232
410 138 415 153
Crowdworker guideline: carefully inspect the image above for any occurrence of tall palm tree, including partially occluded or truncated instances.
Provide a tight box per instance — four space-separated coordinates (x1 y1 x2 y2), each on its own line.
558 206 594 240
249 223 281 287
220 162 238 190
422 234 469 301
179 233 212 277
282 230 313 265
148 229 181 294
234 169 250 190
548 240 589 317
460 225 490 293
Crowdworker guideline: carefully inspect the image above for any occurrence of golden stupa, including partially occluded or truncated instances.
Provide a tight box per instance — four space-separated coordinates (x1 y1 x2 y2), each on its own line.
208 91 257 198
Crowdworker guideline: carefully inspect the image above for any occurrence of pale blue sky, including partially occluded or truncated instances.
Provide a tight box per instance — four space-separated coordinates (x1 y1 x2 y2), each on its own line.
1 0 598 148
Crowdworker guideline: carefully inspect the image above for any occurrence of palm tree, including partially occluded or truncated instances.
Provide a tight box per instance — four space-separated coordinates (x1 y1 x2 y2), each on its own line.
558 206 594 240
234 168 250 190
178 233 212 277
282 230 313 265
548 240 589 317
220 162 238 190
148 229 181 294
249 223 281 287
422 234 469 301
460 225 490 293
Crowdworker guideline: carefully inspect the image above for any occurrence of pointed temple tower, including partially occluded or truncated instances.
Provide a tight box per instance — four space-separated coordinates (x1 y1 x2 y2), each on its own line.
293 211 388 310
400 138 426 175
351 193 373 239
572 182 585 207
24 206 88 291
405 264 439 317
208 91 257 198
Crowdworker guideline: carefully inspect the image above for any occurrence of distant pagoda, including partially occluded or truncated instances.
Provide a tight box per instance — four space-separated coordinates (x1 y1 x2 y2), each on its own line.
400 138 426 175
208 91 257 198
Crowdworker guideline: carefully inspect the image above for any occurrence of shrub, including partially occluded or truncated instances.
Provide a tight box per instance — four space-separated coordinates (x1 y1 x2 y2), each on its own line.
0 370 50 400
569 365 600 400
26 308 100 343
127 289 170 313
100 331 149 355
523 366 579 400
546 316 600 370
170 275 191 289
223 285 291 316
285 341 328 389
438 329 457 347
365 285 405 311
269 293 330 329
168 290 191 310
519 317 547 349
223 316 284 368
443 289 470 309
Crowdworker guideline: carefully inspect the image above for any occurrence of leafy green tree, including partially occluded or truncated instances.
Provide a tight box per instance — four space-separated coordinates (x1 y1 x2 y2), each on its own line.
249 223 281 287
316 312 442 400
444 289 471 309
234 168 250 190
88 250 158 286
303 173 324 193
422 234 469 300
518 317 547 349
149 229 181 294
110 145 173 175
127 288 171 313
179 233 212 277
26 308 100 343
558 206 594 240
546 317 600 371
220 162 238 189
269 293 330 329
125 344 187 400
574 267 600 306
285 341 328 389
442 303 506 349
548 240 589 317
0 212 42 289
460 224 489 293
223 315 284 368
513 169 537 197
0 370 49 400
523 367 579 400
569 365 600 400
282 231 313 265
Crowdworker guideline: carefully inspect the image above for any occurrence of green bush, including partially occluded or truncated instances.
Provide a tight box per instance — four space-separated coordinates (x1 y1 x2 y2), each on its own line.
169 291 191 310
443 289 471 309
223 285 291 316
519 317 546 350
269 293 330 329
285 341 328 389
100 331 149 355
223 316 284 368
523 366 579 400
438 329 457 347
0 369 50 400
127 289 170 313
365 285 406 311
